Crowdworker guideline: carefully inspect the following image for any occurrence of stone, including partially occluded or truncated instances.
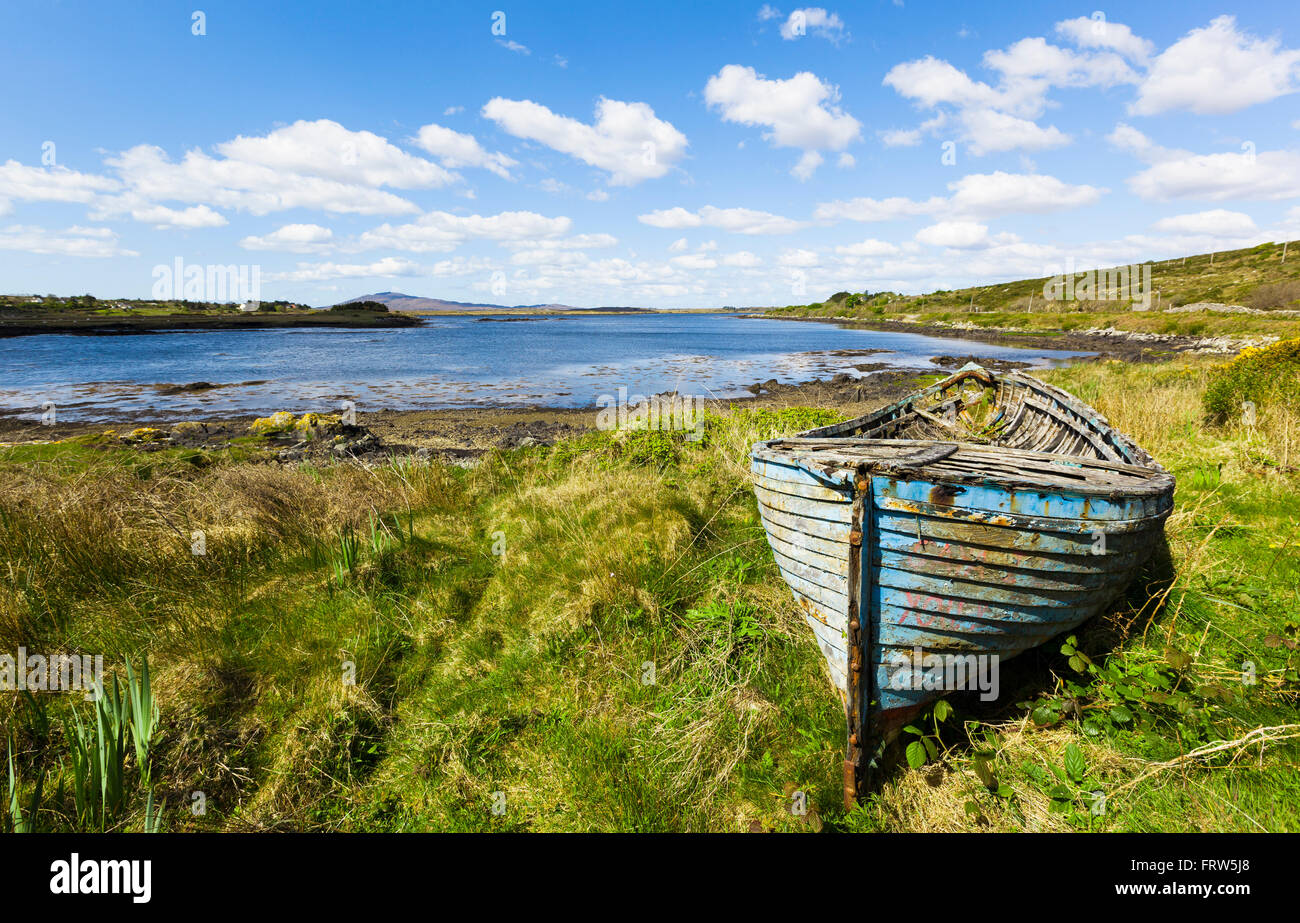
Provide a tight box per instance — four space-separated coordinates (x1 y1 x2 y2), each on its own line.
250 411 296 435
122 427 166 443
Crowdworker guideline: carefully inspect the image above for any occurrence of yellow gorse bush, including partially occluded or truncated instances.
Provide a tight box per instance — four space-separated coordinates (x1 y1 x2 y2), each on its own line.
1203 337 1300 418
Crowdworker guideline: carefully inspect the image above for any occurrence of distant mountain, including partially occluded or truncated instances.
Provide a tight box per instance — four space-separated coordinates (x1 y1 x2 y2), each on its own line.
334 292 654 313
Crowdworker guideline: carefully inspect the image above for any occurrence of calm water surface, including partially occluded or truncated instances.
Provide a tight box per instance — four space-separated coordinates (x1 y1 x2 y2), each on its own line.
0 313 1090 422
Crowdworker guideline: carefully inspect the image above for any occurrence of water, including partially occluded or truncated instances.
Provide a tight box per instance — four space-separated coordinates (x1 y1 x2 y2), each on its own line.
0 313 1090 422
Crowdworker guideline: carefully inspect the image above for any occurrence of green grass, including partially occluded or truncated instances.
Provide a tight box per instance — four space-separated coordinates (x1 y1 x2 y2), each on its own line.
0 364 1296 832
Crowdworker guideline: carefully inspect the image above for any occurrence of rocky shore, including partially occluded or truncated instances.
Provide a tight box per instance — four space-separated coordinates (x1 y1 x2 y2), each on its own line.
761 315 1274 361
0 365 939 464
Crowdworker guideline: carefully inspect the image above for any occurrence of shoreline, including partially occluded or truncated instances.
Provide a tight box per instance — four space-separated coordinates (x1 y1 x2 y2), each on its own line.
0 311 422 337
0 366 939 459
748 313 1259 362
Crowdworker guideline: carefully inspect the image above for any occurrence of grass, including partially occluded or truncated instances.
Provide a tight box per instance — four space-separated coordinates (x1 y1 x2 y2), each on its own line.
769 240 1300 341
0 363 1296 832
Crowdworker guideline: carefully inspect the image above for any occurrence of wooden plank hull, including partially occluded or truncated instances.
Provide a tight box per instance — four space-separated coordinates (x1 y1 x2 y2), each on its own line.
750 364 1175 803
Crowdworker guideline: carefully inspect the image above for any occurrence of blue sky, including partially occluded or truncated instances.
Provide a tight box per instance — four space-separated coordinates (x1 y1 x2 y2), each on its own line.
1 0 1298 307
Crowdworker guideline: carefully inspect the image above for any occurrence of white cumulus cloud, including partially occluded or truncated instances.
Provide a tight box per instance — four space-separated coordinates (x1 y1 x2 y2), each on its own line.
1151 209 1258 237
771 8 846 43
0 224 136 258
1055 15 1154 63
413 123 518 180
881 24 1147 156
1127 148 1300 202
946 171 1106 217
1131 16 1300 115
815 172 1102 223
482 96 687 186
240 223 335 253
638 205 806 234
0 161 119 203
357 210 572 253
705 65 861 178
268 256 426 283
217 119 457 189
86 196 230 229
959 109 1069 155
915 220 992 249
105 144 421 216
835 239 899 257
814 195 947 222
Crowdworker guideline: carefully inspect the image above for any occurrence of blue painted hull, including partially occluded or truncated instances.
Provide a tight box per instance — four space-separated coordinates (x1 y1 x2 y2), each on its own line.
750 364 1175 801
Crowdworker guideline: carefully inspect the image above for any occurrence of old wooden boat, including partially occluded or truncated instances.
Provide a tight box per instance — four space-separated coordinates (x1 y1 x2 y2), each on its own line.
750 364 1175 804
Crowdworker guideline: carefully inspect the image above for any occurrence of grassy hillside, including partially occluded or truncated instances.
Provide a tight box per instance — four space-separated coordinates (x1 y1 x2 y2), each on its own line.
2 351 1298 832
772 240 1300 340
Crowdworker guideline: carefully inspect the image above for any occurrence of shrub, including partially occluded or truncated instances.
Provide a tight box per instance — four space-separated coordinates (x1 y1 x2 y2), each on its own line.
1203 337 1300 419
546 428 687 470
1244 281 1300 311
719 406 843 436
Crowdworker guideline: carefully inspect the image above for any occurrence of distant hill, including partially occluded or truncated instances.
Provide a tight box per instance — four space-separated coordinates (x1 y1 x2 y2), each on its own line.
335 292 655 313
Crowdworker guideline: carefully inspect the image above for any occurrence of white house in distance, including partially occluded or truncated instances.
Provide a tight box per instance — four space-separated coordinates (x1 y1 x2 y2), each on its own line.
238 300 260 313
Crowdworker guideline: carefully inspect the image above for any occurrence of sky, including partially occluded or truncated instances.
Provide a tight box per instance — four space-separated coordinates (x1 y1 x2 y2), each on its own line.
1 0 1298 308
